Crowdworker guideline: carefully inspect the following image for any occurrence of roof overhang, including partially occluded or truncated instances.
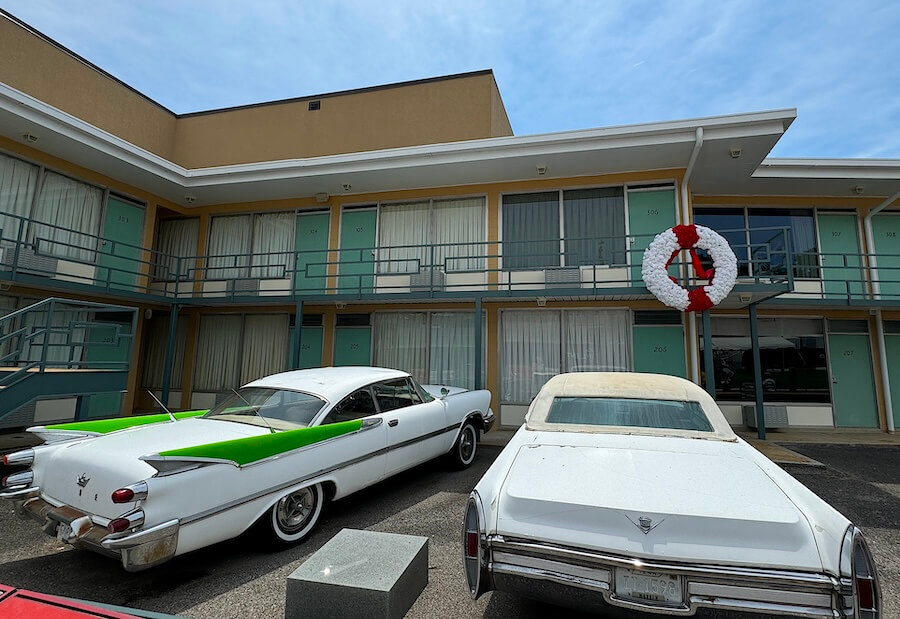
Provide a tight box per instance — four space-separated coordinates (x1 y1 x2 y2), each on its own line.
1 80 798 207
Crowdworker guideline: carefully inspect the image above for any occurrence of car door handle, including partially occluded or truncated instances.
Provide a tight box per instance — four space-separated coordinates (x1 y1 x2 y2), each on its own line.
388 419 399 427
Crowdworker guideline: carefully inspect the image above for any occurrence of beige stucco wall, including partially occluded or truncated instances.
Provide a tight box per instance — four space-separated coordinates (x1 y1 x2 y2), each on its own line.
172 72 513 167
0 16 178 160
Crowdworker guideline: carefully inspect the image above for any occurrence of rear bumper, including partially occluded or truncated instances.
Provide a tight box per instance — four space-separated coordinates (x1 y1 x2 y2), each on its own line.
4 490 178 572
483 536 849 618
482 409 496 433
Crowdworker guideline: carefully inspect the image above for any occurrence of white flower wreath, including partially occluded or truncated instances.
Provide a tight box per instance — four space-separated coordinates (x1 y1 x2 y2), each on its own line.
641 224 738 312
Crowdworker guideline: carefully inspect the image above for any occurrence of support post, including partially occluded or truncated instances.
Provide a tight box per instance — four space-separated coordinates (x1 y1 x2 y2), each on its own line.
748 303 766 440
474 297 483 390
160 304 179 409
291 300 304 369
701 310 715 398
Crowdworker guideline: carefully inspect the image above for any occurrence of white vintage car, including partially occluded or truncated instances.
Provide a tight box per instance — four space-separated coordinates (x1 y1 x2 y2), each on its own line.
463 373 881 618
0 366 494 571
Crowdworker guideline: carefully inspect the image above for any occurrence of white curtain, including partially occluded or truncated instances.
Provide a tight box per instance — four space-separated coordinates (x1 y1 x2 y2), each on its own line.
32 171 102 262
250 212 295 278
501 310 561 403
193 315 242 390
241 314 289 383
141 315 188 389
432 197 485 271
207 215 251 279
0 153 38 245
373 312 428 382
565 310 631 372
429 312 486 389
153 219 199 280
378 202 429 274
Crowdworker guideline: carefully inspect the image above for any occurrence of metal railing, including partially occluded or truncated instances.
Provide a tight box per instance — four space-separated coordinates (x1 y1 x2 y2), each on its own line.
5 210 899 304
0 297 138 389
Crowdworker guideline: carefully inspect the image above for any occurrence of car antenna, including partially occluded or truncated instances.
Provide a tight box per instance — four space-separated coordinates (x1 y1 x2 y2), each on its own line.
147 390 177 422
231 388 276 434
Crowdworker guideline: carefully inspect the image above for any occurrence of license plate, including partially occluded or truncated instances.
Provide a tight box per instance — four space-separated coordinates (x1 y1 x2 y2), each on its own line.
615 568 683 605
56 522 73 542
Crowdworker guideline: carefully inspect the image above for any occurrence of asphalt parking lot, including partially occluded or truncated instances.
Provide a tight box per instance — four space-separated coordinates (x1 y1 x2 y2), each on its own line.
0 440 898 618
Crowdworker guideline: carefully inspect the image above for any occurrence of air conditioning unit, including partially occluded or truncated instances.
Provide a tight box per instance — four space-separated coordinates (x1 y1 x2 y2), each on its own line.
228 278 260 293
10 247 58 274
411 268 446 291
545 267 580 289
742 404 789 429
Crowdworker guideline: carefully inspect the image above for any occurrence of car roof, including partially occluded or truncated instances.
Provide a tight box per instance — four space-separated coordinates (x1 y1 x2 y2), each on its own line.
244 366 409 402
524 372 736 441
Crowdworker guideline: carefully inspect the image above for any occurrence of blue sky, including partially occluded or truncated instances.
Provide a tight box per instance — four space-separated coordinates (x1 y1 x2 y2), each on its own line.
3 0 899 158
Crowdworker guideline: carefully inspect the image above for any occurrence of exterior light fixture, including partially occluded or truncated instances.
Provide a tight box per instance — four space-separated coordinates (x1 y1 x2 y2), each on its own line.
22 132 38 143
536 164 547 175
342 183 352 192
729 147 742 159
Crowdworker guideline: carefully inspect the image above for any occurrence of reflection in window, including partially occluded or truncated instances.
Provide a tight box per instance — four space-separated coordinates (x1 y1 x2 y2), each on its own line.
700 317 829 403
546 397 713 431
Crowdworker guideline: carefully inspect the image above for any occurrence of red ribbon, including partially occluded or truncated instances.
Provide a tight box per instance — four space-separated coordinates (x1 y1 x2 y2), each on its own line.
663 224 716 312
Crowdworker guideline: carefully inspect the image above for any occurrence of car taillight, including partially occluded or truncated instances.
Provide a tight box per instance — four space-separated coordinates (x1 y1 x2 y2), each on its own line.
853 538 880 618
466 531 479 558
2 448 34 467
111 481 148 504
108 510 144 534
463 496 485 598
1 471 33 488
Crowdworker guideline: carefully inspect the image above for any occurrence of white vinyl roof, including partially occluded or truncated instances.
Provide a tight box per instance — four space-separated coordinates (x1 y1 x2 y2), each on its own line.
245 366 408 403
524 372 736 441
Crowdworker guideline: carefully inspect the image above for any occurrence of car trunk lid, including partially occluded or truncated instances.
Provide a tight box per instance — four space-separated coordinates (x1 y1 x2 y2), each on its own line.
496 435 823 572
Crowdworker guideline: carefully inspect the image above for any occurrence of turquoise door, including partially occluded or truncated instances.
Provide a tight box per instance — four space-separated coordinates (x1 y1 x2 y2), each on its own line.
98 197 145 290
632 325 686 378
295 212 330 294
83 320 132 418
333 327 372 366
872 215 900 300
288 326 324 369
828 333 879 428
818 214 863 298
887 334 900 429
338 209 376 293
627 189 677 284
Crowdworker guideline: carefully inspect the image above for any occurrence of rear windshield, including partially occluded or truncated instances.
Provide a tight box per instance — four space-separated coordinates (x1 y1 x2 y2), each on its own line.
546 397 713 432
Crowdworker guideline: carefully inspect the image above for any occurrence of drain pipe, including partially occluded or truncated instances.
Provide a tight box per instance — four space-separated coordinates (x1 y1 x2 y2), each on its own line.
864 188 900 432
682 127 704 383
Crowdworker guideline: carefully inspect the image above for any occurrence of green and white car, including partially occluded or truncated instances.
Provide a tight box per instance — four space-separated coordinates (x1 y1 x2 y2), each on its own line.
1 366 493 571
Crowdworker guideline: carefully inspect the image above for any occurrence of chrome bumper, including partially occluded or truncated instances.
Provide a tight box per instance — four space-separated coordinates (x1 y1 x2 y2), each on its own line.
485 536 848 618
7 491 179 572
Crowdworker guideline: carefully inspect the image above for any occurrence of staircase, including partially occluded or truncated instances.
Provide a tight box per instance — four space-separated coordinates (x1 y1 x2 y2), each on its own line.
0 298 137 430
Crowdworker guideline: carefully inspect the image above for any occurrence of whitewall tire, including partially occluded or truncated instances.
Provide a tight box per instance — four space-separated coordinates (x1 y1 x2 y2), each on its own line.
450 422 478 469
268 483 324 544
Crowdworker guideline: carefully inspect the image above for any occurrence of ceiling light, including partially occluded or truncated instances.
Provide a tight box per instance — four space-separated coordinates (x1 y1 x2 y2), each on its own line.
341 183 352 192
729 147 742 159
536 164 547 175
854 185 865 195
22 132 38 143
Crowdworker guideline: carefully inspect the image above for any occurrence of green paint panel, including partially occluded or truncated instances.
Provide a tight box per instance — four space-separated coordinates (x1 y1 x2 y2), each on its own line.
872 215 900 300
159 419 362 466
295 212 330 293
632 325 686 378
46 410 207 433
98 197 145 290
628 190 677 284
338 209 376 293
333 327 371 366
84 321 132 418
818 214 864 298
828 333 878 428
887 334 900 429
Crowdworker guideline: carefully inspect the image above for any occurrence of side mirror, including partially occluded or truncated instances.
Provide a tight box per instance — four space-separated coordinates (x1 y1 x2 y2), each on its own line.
440 386 450 397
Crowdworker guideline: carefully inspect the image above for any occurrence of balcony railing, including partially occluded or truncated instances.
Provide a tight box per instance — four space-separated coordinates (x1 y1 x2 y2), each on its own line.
4 211 898 305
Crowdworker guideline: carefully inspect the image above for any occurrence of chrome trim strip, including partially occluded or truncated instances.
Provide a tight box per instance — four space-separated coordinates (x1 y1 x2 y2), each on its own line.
493 551 611 584
688 582 833 607
490 538 837 587
101 519 179 549
0 486 40 500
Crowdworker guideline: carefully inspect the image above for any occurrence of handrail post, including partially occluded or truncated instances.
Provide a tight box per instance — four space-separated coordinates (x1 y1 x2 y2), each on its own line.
291 300 304 369
701 310 715 398
11 216 24 279
160 304 179 408
40 298 54 372
749 302 766 440
474 296 483 390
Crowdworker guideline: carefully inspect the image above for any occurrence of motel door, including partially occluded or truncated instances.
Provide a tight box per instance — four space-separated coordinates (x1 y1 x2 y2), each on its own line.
295 211 330 294
828 325 879 428
83 317 132 418
817 213 863 298
333 327 372 366
627 188 677 284
338 208 376 293
886 325 900 430
872 214 900 299
98 197 145 290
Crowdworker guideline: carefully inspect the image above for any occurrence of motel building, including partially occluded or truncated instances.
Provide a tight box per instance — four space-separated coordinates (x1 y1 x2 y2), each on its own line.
0 12 899 437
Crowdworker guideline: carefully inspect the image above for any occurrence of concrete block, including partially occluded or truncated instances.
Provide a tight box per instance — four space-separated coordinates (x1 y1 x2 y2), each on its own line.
286 528 428 619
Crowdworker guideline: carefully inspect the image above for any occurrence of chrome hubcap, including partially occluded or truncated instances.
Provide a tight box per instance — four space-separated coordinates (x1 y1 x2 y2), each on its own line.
276 487 316 532
460 427 475 462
